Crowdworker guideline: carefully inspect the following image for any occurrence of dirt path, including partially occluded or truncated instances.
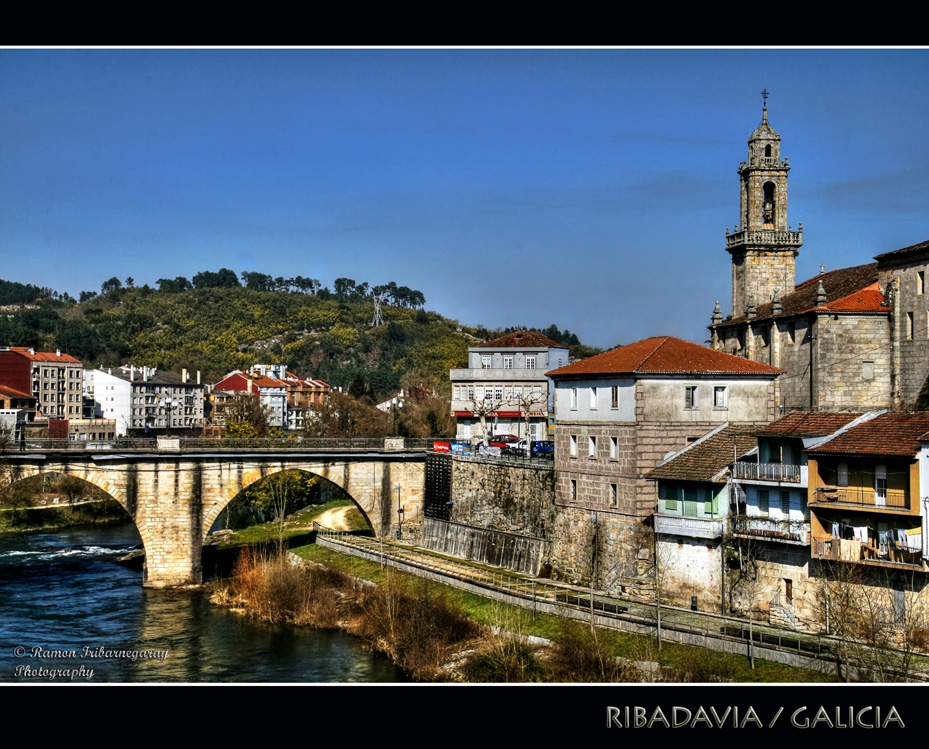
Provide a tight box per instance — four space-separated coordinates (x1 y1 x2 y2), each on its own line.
311 505 356 531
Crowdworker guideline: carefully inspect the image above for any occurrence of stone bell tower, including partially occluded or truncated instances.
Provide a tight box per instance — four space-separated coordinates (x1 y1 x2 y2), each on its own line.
725 92 802 318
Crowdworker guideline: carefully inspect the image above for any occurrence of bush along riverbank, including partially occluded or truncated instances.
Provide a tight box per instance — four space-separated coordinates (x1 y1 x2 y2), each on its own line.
209 546 829 683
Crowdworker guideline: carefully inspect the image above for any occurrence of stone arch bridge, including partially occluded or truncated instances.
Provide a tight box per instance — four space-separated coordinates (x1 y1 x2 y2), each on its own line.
5 438 428 587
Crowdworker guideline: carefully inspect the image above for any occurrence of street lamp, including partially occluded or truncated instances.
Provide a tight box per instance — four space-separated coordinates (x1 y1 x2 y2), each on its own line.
160 397 177 437
396 485 403 540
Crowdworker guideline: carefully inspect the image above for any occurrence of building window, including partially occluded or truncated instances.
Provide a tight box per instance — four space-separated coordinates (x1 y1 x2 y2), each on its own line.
589 387 597 409
504 386 513 400
784 579 793 605
525 355 536 369
907 312 914 340
453 385 460 400
838 462 848 487
685 386 698 409
609 484 618 508
861 361 874 381
570 479 577 502
467 386 474 400
611 385 619 409
503 356 514 369
481 355 492 369
570 387 578 409
919 270 925 295
476 386 484 401
514 386 522 399
588 436 596 458
713 386 728 408
758 489 770 515
610 436 617 460
570 435 577 457
495 386 503 401
780 491 791 515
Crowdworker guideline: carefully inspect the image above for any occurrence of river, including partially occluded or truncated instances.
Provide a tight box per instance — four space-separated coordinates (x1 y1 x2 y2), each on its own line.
0 521 407 683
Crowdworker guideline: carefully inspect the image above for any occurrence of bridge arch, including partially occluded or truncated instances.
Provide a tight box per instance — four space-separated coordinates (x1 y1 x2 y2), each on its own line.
6 449 426 587
213 466 375 538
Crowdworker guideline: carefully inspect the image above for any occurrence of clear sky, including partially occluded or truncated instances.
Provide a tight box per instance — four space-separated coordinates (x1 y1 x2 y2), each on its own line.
1 48 926 349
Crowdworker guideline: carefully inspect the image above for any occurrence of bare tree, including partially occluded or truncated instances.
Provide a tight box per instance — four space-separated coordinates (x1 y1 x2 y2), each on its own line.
511 385 548 449
463 387 509 448
724 513 770 668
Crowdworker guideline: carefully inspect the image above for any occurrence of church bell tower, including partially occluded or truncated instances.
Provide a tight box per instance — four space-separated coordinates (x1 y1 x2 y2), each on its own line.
726 93 802 318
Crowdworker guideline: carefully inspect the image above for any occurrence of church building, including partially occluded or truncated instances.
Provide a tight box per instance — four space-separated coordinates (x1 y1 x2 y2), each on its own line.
709 101 929 412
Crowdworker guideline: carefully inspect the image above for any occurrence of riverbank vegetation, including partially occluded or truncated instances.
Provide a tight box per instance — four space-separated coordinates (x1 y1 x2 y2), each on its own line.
211 540 833 683
0 472 127 533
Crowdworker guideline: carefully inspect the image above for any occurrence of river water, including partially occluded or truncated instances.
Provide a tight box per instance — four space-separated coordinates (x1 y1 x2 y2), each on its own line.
0 521 407 683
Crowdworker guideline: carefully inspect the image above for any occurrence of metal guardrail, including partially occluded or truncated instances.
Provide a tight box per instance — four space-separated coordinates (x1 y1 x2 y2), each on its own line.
313 525 929 681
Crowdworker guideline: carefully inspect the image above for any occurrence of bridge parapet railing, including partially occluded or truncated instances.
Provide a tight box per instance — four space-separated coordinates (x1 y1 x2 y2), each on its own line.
12 436 437 453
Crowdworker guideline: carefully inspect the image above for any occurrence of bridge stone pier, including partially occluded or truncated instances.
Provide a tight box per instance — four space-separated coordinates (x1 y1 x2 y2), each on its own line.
7 442 426 588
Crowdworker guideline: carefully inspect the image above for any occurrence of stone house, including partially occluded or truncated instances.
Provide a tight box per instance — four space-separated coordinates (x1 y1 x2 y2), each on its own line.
646 423 759 613
545 335 781 588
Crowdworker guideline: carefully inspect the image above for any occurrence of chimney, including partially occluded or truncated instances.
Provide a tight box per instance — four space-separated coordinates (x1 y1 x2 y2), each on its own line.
247 379 253 394
56 349 60 357
182 368 188 383
197 370 201 385
130 365 135 381
143 367 148 382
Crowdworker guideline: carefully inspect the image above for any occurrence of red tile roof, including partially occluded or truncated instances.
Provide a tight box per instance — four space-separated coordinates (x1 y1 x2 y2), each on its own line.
474 330 564 349
806 412 929 457
715 263 884 325
547 336 783 378
647 425 759 483
757 411 864 438
7 347 82 364
0 384 34 400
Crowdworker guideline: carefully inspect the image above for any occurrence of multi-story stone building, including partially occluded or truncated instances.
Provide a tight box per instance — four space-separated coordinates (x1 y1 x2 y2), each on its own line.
875 240 929 409
709 103 929 413
545 335 781 587
86 365 205 436
0 346 83 422
449 330 569 442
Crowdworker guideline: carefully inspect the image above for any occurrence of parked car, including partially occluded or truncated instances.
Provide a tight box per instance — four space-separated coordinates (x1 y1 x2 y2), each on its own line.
489 434 520 448
502 439 528 457
530 440 554 459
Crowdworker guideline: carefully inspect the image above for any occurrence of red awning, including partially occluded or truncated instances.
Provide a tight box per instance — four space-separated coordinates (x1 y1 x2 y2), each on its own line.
453 411 528 418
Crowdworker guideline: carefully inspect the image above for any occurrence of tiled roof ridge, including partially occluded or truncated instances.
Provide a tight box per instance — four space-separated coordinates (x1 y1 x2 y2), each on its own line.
474 329 564 349
548 335 783 377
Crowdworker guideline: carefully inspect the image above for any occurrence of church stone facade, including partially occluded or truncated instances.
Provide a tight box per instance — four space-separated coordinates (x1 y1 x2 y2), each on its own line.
710 104 928 413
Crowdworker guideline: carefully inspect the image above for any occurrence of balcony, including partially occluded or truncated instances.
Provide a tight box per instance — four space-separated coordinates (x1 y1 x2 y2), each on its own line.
811 486 908 511
731 515 809 545
731 462 802 483
812 537 924 569
725 229 803 250
654 513 723 540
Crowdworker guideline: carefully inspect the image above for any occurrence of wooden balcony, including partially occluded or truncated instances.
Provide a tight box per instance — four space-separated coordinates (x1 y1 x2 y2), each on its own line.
812 537 924 569
731 516 809 545
732 462 801 483
654 514 723 540
811 486 908 511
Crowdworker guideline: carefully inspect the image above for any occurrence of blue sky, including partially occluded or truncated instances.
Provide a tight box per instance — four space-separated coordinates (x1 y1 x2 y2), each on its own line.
1 48 926 349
